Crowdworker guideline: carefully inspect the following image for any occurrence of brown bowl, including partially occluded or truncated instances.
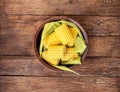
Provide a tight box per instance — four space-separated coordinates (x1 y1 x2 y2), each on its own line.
34 16 88 71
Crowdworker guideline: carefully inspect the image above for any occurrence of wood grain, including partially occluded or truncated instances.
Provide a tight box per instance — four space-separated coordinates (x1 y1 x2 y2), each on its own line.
0 56 120 77
0 76 119 92
1 15 120 36
1 0 120 16
0 0 120 91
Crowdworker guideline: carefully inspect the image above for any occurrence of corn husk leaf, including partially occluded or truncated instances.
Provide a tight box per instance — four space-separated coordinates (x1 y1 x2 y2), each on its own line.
53 66 80 75
75 36 87 55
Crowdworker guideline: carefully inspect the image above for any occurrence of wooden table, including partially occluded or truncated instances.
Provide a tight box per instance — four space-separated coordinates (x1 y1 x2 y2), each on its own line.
0 0 120 92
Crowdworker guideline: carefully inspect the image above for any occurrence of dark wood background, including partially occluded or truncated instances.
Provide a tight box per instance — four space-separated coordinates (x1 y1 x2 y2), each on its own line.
0 0 120 92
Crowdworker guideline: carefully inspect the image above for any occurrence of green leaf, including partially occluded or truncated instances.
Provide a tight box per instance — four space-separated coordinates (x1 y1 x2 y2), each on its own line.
53 66 80 75
61 57 82 65
75 36 87 55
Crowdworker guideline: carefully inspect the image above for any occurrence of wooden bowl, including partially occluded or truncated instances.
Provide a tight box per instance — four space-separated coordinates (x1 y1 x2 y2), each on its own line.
34 16 88 71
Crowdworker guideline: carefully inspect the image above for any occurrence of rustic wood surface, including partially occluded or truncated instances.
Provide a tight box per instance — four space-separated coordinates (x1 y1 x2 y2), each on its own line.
0 0 120 92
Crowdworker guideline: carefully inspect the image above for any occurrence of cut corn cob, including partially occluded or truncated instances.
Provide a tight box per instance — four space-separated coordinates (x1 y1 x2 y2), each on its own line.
42 51 59 65
61 47 78 61
55 23 73 45
48 45 66 58
61 57 81 65
44 32 61 47
67 27 78 46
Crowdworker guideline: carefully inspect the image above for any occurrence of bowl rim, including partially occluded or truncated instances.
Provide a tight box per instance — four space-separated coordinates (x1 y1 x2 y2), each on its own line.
34 16 88 71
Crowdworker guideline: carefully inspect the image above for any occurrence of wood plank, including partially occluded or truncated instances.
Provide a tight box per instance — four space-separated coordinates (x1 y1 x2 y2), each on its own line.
95 77 120 92
0 35 33 56
0 76 119 92
0 56 120 77
88 37 120 57
0 35 120 56
1 15 120 36
0 0 120 16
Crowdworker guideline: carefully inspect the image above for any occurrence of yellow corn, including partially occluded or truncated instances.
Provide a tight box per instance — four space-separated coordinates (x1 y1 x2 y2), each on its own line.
48 45 66 58
55 23 73 45
61 47 78 61
42 51 59 65
67 27 78 46
44 32 61 47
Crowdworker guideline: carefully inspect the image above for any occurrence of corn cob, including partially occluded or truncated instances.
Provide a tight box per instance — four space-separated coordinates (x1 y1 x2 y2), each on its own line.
67 27 78 46
42 51 59 65
61 57 81 65
48 45 66 59
61 47 78 61
44 32 61 47
55 23 73 45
